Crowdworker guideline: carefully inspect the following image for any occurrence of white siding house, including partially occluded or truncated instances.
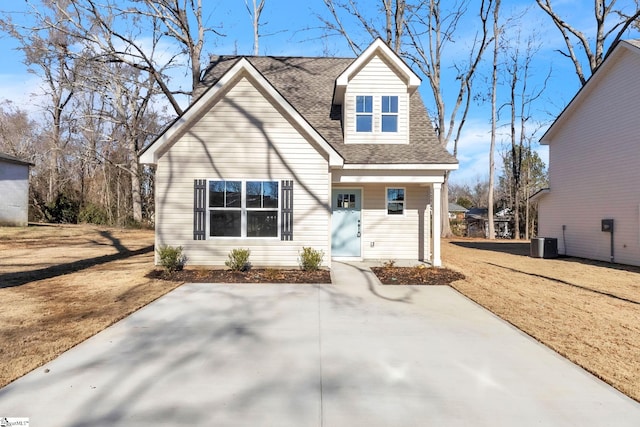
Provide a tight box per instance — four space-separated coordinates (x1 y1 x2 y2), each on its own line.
536 40 640 266
141 39 458 267
0 153 33 227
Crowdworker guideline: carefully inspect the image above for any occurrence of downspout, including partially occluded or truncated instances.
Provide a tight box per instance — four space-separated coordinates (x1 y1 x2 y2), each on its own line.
610 227 615 263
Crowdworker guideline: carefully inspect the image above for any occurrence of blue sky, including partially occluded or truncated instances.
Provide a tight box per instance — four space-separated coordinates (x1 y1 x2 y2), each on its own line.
1 0 639 185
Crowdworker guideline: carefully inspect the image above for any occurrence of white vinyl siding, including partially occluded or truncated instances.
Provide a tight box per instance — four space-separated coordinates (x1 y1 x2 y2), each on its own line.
334 184 430 261
344 54 409 144
539 47 640 266
155 75 330 267
0 160 30 227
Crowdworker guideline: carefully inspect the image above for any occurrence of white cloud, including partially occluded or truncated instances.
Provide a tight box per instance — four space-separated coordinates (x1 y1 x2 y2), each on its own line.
0 73 48 115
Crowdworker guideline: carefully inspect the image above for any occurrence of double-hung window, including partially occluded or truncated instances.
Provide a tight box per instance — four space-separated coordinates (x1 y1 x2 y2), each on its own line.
209 180 279 238
356 95 373 132
209 181 242 236
246 181 279 237
381 96 398 132
386 188 405 215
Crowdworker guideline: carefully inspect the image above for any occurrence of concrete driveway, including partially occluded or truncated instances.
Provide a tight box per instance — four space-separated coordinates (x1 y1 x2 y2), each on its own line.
1 262 639 426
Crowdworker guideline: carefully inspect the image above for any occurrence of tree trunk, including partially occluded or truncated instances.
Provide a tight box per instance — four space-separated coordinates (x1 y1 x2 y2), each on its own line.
488 0 500 240
130 147 142 223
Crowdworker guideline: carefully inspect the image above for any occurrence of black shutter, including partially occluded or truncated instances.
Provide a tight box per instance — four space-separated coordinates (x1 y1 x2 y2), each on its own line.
281 180 293 241
194 179 206 240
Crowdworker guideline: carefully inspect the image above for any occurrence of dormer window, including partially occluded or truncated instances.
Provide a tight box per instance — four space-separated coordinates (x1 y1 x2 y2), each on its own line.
356 95 373 132
382 96 398 132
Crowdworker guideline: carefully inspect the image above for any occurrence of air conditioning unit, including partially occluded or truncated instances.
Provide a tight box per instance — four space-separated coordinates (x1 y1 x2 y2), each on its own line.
530 237 558 259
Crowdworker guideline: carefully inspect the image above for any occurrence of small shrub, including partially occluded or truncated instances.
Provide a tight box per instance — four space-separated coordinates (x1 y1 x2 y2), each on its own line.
226 248 251 271
157 245 185 272
44 193 79 224
299 247 324 271
382 259 396 269
78 203 109 225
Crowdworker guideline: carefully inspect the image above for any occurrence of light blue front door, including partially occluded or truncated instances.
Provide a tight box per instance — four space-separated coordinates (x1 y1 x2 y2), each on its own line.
331 189 362 257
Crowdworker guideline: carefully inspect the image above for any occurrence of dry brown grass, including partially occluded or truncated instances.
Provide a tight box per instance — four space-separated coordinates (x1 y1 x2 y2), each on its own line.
0 224 181 388
443 238 640 403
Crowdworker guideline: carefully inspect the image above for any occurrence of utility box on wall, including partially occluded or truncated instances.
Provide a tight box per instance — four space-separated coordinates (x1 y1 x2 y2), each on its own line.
601 219 614 232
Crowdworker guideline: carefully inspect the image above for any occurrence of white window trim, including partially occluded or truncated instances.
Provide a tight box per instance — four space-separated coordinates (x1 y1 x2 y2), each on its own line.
355 95 373 133
381 95 399 133
353 95 402 134
386 187 406 216
207 179 281 239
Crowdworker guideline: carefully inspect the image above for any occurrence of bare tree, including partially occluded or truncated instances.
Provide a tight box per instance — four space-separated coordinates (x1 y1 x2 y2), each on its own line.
536 0 640 85
383 0 406 52
487 0 501 240
1 1 79 203
135 0 216 99
320 0 406 53
37 0 220 115
405 0 494 237
0 101 40 162
245 0 266 55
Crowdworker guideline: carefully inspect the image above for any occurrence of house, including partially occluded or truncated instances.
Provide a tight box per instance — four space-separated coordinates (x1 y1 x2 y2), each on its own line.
448 202 468 220
535 39 640 265
140 39 458 267
465 208 511 239
0 152 33 226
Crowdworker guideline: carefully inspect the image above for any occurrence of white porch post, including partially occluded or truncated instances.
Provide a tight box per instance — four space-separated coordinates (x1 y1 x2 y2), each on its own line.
432 183 442 267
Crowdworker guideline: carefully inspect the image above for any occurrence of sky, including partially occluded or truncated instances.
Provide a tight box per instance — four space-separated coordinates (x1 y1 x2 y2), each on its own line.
1 0 639 185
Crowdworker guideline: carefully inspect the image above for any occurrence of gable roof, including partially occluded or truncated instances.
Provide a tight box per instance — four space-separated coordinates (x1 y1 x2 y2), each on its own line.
196 54 457 166
540 39 640 145
448 202 468 212
0 152 34 167
333 38 421 104
140 58 343 166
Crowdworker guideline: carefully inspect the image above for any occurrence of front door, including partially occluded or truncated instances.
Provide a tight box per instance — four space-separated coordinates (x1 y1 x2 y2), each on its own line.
331 189 362 257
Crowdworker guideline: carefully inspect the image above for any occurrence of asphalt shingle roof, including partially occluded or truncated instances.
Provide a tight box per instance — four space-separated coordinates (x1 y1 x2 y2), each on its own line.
198 55 457 165
0 152 33 166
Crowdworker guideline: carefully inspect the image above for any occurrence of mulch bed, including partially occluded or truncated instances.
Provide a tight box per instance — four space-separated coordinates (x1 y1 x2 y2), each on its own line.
147 268 331 284
148 266 465 285
371 266 465 285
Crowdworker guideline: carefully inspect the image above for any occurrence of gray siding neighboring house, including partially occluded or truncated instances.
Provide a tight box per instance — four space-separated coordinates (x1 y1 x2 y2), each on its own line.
448 202 468 220
535 40 640 266
141 39 458 267
0 153 33 226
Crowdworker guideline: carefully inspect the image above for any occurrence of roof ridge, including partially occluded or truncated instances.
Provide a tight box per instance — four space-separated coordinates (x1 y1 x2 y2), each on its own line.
207 53 356 62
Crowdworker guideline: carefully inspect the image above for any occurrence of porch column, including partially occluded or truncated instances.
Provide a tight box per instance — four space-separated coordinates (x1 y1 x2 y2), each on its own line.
432 183 442 267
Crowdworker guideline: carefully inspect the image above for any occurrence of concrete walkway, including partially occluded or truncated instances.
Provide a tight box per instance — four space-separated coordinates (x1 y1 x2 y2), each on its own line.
1 262 639 426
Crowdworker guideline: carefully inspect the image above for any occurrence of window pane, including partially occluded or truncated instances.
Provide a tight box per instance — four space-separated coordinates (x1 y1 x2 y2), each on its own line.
356 95 372 113
246 181 279 208
263 181 279 208
387 202 404 215
382 95 398 113
226 181 241 208
387 188 404 215
210 210 241 236
247 211 278 237
246 181 262 208
382 115 398 132
209 181 225 207
356 115 372 132
388 188 404 202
